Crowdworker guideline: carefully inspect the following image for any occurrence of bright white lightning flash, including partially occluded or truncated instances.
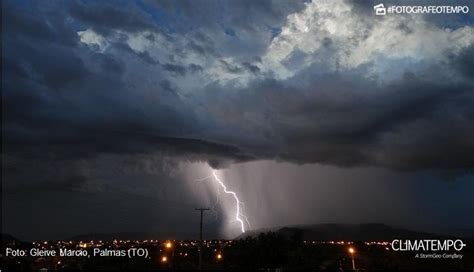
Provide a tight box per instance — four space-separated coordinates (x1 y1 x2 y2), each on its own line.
211 170 247 233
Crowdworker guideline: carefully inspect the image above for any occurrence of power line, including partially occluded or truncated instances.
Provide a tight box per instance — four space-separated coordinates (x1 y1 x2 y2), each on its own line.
195 208 210 270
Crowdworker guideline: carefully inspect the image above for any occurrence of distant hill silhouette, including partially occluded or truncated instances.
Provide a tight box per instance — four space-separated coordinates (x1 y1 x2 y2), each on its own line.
1 233 21 243
2 223 472 242
237 223 470 241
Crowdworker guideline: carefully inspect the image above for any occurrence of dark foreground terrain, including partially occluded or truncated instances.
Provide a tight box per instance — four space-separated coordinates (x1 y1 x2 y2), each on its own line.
2 227 473 271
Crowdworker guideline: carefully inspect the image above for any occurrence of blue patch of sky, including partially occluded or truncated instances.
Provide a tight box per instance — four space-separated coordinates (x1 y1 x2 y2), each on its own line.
269 26 282 39
224 28 236 37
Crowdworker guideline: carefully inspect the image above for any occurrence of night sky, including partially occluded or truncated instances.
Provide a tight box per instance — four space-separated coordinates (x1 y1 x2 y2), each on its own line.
2 0 474 241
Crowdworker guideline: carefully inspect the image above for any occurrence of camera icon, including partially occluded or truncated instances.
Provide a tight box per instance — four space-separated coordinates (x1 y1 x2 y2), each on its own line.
374 4 386 15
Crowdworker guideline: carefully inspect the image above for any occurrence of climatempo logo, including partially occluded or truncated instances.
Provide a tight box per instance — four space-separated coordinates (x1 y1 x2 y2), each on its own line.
391 239 466 259
391 239 466 251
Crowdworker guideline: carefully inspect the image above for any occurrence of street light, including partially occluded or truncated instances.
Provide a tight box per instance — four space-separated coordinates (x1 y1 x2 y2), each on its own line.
164 241 174 268
348 247 356 270
216 253 223 261
161 256 168 263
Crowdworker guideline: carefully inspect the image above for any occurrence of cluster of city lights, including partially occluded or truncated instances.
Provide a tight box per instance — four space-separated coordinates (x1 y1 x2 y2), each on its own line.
159 241 223 264
6 238 393 270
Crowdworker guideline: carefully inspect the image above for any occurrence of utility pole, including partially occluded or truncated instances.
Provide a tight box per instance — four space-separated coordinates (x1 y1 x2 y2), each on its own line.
195 208 210 270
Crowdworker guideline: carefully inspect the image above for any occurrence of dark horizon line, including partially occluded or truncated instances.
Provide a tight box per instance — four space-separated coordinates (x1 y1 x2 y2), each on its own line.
3 222 473 242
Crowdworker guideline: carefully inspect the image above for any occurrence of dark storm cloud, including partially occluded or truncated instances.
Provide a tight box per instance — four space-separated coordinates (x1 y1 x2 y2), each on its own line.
2 0 279 164
67 1 157 34
242 62 261 74
198 58 474 170
450 44 474 79
97 53 125 75
161 63 203 76
141 0 308 60
219 60 261 74
2 154 89 194
2 136 252 194
3 1 78 46
145 0 308 31
2 0 474 199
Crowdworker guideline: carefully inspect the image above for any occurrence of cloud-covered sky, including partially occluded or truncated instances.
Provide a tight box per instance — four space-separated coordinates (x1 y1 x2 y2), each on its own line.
2 0 473 240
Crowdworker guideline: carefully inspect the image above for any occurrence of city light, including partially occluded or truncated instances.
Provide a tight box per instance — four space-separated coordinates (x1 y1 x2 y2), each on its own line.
348 247 355 254
348 247 356 270
2 238 404 270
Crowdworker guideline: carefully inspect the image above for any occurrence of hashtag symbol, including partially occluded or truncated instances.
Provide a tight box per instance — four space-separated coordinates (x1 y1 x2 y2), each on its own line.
387 6 392 13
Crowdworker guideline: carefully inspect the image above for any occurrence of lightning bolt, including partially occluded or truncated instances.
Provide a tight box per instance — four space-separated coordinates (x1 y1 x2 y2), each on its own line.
194 169 250 233
211 170 248 233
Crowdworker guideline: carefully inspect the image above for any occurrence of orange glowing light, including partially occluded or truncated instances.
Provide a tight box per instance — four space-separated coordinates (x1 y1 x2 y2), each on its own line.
216 253 223 260
165 241 173 249
348 247 355 254
161 256 168 263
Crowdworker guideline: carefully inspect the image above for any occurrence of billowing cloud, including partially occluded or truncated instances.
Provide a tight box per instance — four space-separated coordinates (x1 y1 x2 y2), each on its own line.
2 0 474 196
